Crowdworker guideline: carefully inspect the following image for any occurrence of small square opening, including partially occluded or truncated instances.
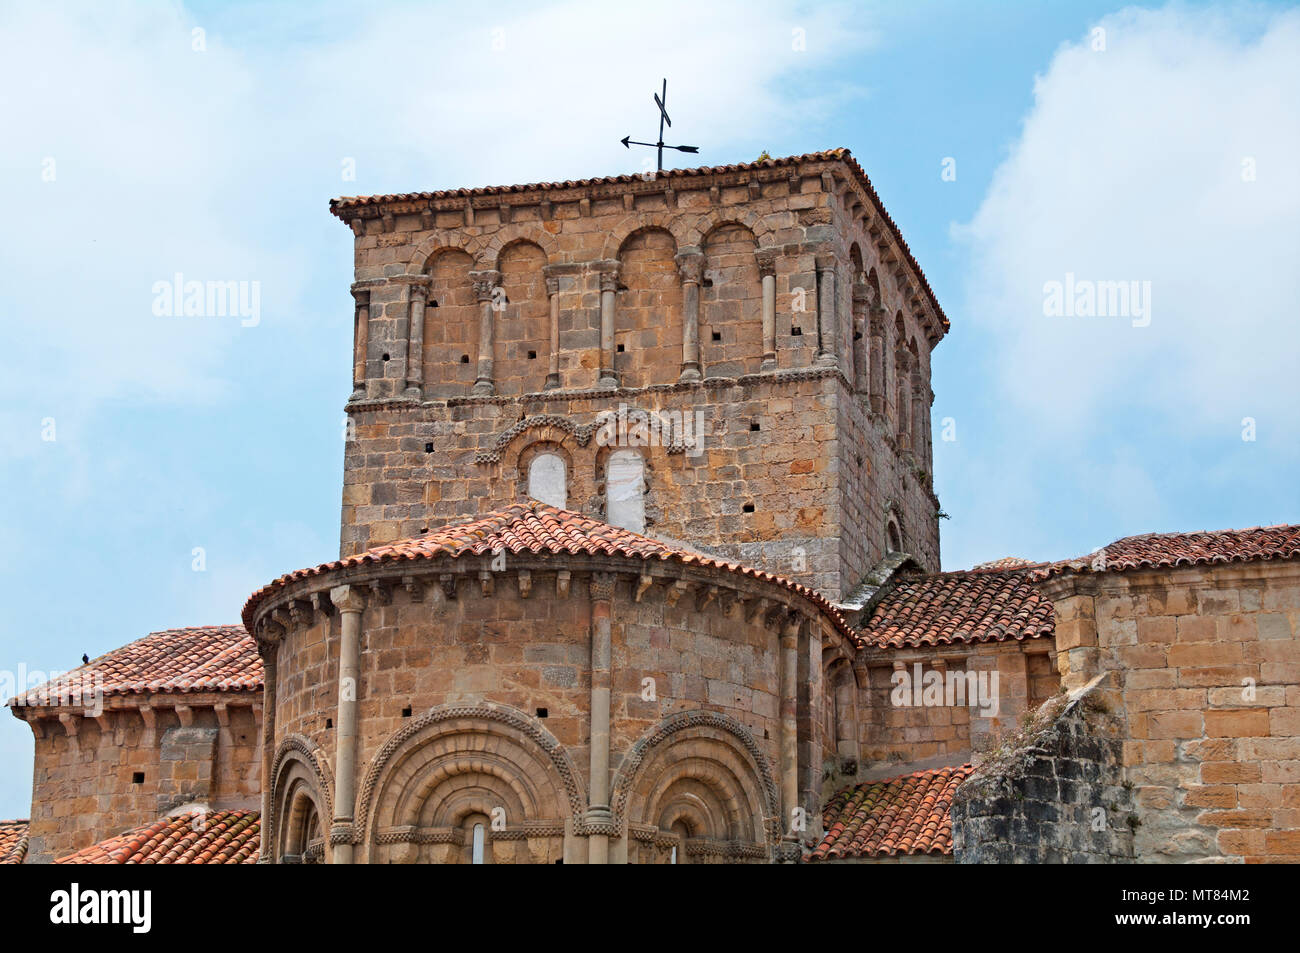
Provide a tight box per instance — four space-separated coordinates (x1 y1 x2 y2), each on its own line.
132 772 145 785
536 707 548 718
616 343 625 353
460 354 470 363
401 706 412 718
791 326 802 336
711 331 722 341
527 350 537 360
742 502 755 513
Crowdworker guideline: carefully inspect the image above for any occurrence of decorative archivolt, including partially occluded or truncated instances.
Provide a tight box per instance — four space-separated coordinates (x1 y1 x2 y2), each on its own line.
476 414 598 465
267 734 334 861
611 709 780 845
354 703 585 845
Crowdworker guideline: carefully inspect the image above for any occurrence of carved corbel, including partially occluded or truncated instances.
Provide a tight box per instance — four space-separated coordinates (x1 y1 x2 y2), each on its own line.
381 211 395 233
439 574 458 601
479 570 495 598
695 584 718 613
517 570 532 599
744 596 771 624
556 570 571 598
368 580 391 605
634 573 654 603
665 579 690 608
175 704 194 728
403 576 425 603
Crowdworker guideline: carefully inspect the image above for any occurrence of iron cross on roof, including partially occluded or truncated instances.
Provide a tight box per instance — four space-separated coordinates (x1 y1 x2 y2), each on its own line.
621 79 700 173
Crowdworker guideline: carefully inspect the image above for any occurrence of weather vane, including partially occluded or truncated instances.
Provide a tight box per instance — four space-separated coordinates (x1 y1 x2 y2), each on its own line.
621 79 699 173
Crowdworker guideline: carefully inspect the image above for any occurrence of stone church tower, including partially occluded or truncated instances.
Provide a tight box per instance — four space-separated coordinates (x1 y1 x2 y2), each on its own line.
331 149 948 601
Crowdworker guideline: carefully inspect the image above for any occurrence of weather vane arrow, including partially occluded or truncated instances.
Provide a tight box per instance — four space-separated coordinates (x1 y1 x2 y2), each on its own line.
621 79 700 173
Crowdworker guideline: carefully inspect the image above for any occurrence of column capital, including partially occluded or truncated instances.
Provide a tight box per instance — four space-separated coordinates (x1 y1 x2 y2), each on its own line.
814 252 838 271
544 276 560 297
755 249 778 278
589 572 616 602
674 250 704 284
598 271 620 294
469 270 501 300
329 585 366 614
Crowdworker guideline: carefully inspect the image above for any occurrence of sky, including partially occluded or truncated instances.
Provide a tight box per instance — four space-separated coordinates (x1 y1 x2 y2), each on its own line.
1 0 1296 818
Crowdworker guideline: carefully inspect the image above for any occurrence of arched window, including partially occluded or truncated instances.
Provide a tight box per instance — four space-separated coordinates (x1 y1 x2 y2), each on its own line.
527 452 567 509
462 812 491 865
887 520 902 554
606 449 645 533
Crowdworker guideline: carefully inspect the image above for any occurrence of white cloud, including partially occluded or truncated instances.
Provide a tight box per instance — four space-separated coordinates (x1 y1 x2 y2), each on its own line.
955 4 1300 439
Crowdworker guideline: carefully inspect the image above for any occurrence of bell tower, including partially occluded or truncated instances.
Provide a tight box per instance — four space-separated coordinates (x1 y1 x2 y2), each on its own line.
330 149 947 601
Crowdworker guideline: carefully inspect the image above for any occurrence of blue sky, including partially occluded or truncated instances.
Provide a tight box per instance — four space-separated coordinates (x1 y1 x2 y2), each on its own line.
1 0 1296 818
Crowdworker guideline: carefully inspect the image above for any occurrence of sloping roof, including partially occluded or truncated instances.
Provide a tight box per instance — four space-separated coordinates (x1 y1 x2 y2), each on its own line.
858 569 1055 649
243 500 854 639
0 820 28 865
1036 524 1300 579
329 148 948 335
56 811 259 865
8 625 261 708
810 764 974 860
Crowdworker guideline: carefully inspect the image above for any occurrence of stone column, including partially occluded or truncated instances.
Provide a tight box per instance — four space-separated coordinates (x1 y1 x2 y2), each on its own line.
350 285 371 398
911 375 926 464
544 271 561 390
586 573 615 863
896 350 911 451
329 585 365 864
596 262 620 389
675 249 703 382
404 278 430 399
757 250 777 371
257 631 280 863
851 285 871 391
815 254 838 368
470 270 501 396
868 309 886 413
779 615 800 841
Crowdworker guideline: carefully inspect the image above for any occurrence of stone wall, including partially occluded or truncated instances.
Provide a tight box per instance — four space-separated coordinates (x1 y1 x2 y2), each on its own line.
951 674 1135 863
849 640 1059 776
1041 560 1300 862
19 697 260 863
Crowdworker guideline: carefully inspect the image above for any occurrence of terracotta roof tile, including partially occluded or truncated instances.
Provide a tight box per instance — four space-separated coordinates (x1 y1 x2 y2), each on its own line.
329 148 948 335
810 764 974 860
56 811 259 865
8 625 260 708
1035 523 1300 579
859 569 1054 649
0 820 29 865
243 500 854 639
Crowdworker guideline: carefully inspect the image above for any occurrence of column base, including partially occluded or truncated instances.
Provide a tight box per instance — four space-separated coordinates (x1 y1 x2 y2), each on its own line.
472 380 495 396
544 374 561 390
678 365 701 383
760 357 777 372
403 385 423 400
815 353 837 367
597 374 619 390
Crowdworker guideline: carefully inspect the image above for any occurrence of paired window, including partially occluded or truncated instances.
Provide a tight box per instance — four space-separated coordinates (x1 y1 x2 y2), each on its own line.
527 452 567 509
606 450 645 533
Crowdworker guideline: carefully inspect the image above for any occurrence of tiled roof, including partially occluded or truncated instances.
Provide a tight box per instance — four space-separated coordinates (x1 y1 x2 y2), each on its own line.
56 811 259 865
859 569 1055 649
0 820 28 865
7 625 261 708
1036 523 1300 579
243 500 855 639
971 556 1037 571
329 148 948 335
810 764 974 860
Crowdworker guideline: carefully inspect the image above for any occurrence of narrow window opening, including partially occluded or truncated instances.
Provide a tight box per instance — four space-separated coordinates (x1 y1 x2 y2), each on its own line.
132 772 144 784
536 707 548 718
791 326 802 336
460 354 470 363
401 706 412 718
749 421 761 432
424 442 434 453
325 718 333 729
711 331 722 341
527 350 537 360
430 300 439 308
616 343 625 352
742 502 755 513
381 352 391 361
528 453 567 509
471 823 485 865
